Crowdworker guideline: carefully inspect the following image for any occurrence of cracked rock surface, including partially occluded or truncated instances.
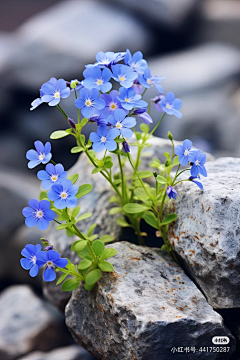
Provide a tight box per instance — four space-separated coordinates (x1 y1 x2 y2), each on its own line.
65 242 235 360
168 157 240 309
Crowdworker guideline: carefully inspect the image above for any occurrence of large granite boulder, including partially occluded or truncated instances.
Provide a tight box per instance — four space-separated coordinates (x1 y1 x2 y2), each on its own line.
168 157 240 309
65 241 235 360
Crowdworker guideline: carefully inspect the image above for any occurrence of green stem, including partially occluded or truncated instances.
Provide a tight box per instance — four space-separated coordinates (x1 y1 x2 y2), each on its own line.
51 160 56 165
74 90 80 124
117 144 127 204
174 168 191 182
57 105 68 120
72 224 87 240
150 113 166 135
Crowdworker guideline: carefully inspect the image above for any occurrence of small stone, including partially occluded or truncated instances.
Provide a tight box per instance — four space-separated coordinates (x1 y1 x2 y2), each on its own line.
18 345 94 360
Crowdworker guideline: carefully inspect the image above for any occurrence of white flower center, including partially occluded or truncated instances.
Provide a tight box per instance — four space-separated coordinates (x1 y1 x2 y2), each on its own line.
60 191 68 199
31 255 37 264
54 90 60 99
101 58 109 65
51 174 58 182
96 79 103 86
101 136 107 143
119 75 125 82
147 78 152 84
195 160 200 166
166 103 172 110
116 122 122 129
35 210 43 219
184 149 190 156
47 261 54 268
38 153 45 161
109 102 117 110
85 99 92 107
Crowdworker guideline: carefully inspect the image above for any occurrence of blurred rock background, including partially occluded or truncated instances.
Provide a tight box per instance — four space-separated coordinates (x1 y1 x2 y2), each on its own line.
0 0 240 359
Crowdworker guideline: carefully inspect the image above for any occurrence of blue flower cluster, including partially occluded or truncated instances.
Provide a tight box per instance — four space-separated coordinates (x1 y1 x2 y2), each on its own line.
20 243 68 282
30 49 183 153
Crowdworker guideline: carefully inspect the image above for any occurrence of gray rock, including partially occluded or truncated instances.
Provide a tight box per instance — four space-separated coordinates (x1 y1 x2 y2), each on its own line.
0 285 67 360
18 345 93 360
168 157 240 309
65 241 235 360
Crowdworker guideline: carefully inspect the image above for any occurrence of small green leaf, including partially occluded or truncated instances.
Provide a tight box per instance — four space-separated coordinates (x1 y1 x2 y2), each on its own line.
143 211 159 229
39 191 47 200
92 240 105 256
89 234 98 241
75 241 88 252
76 184 93 199
77 246 92 260
109 207 122 215
71 206 80 218
92 167 104 174
67 173 79 184
71 146 85 153
134 187 149 199
85 269 101 285
78 259 92 270
140 123 149 133
56 273 68 285
81 118 88 127
99 234 115 243
164 152 170 159
134 171 153 179
123 203 149 214
62 278 80 291
76 212 92 222
50 130 70 139
109 196 119 203
160 213 178 226
87 223 97 237
135 132 142 140
113 179 122 186
100 248 118 261
98 261 114 272
105 161 113 169
57 223 69 230
80 134 85 144
116 218 132 227
171 156 179 167
84 283 95 290
156 175 168 184
71 240 79 251
65 128 72 134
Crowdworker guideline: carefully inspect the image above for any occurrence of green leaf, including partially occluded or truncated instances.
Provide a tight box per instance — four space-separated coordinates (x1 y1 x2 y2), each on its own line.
123 203 149 214
80 134 85 144
76 212 92 222
81 118 88 127
98 261 114 272
160 213 178 226
78 259 92 270
57 223 69 230
135 132 142 141
76 184 93 199
71 240 79 251
65 128 72 134
85 269 101 285
92 167 104 174
71 206 80 218
115 137 124 143
99 234 115 243
100 248 118 261
109 196 119 203
134 187 149 199
140 123 149 133
134 171 153 179
89 234 98 241
56 273 68 285
87 223 97 237
143 211 159 229
116 218 132 227
39 191 48 200
77 246 92 260
92 240 105 256
84 283 95 291
75 240 88 252
50 130 70 139
149 158 161 169
71 146 85 153
109 207 122 215
171 156 179 168
105 161 113 169
113 179 122 186
164 152 170 159
156 175 168 184
62 278 80 291
67 173 79 184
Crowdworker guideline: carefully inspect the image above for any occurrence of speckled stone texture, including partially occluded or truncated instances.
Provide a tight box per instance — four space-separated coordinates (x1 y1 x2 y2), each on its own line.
65 242 235 360
168 157 240 309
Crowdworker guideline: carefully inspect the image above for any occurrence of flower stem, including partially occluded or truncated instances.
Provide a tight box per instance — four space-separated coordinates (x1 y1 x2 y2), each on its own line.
150 113 166 135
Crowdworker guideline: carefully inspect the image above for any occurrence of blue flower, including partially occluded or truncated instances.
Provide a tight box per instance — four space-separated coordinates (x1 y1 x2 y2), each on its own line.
100 90 127 117
133 109 153 124
20 244 42 277
41 78 70 106
22 199 55 230
47 179 79 209
75 88 105 119
189 150 207 177
152 95 164 112
26 141 52 169
122 140 130 153
30 78 56 111
37 163 67 190
88 110 109 126
86 51 125 68
166 186 178 200
37 250 68 282
82 67 112 93
159 92 182 118
139 68 165 92
175 139 193 166
124 49 148 75
89 125 118 152
111 65 138 88
189 176 203 190
117 87 148 110
107 109 136 138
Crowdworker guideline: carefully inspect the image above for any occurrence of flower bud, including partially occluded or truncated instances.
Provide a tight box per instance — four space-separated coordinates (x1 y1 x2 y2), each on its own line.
165 159 171 167
167 131 173 141
70 80 79 89
122 140 130 153
68 117 76 130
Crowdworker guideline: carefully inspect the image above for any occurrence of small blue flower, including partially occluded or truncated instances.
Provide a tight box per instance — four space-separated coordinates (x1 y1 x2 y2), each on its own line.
86 51 125 68
22 199 55 230
100 90 127 117
20 244 42 277
133 109 153 124
37 250 68 282
175 139 193 166
124 49 148 75
166 186 178 200
122 140 130 153
189 150 207 177
117 87 148 110
159 92 182 119
189 176 203 190
47 179 78 210
26 141 52 169
75 88 105 119
133 79 144 95
82 67 112 93
41 78 70 106
89 125 118 152
139 68 165 92
107 109 136 138
30 78 57 111
152 95 164 112
111 64 138 88
37 163 67 190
